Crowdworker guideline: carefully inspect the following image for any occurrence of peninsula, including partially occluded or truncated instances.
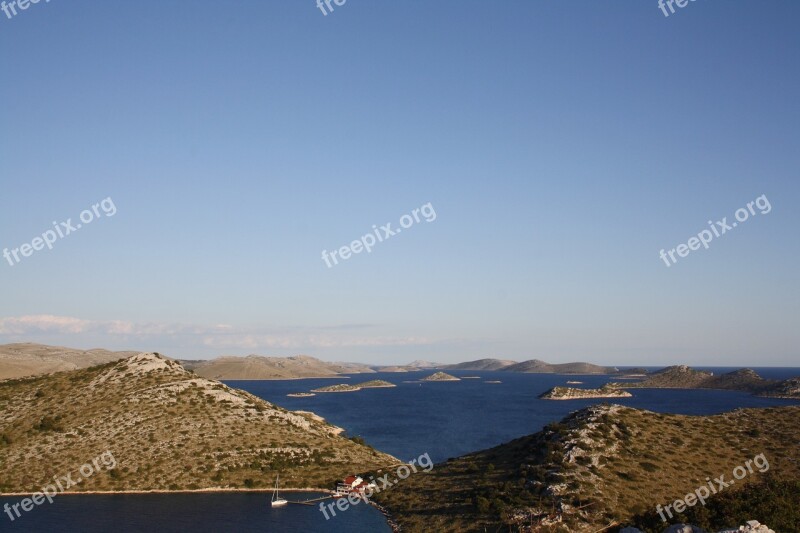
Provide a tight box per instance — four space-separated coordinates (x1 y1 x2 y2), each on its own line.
379 404 800 532
0 353 397 492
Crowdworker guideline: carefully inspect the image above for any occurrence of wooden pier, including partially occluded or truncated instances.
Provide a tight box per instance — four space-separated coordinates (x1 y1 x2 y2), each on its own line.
287 494 337 506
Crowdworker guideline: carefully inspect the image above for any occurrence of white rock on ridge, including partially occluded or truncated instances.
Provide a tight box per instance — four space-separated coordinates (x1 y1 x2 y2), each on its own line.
716 520 775 533
663 525 706 533
622 520 775 533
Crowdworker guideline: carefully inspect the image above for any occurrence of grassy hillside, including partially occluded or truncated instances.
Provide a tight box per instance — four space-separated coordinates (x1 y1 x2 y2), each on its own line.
0 353 396 494
377 404 800 532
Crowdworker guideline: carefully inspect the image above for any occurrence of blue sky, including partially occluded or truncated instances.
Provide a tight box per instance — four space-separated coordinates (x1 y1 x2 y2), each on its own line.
1 1 798 365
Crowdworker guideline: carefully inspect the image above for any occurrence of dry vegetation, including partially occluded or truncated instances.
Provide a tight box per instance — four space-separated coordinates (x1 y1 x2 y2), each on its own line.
377 404 800 532
0 353 396 494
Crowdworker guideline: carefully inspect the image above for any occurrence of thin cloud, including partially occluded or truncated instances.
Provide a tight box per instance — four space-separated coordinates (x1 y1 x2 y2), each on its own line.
0 315 440 351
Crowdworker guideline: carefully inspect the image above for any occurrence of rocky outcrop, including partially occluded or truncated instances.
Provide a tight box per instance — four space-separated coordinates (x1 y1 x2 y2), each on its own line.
758 377 800 399
623 520 776 533
539 385 632 400
702 369 771 392
310 383 361 393
617 365 713 388
420 372 460 381
718 520 776 533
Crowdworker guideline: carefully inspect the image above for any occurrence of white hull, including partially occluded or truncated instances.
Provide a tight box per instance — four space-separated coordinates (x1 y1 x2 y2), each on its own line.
271 474 287 507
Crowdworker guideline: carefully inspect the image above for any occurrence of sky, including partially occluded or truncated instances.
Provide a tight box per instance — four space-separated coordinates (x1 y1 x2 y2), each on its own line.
1 1 798 366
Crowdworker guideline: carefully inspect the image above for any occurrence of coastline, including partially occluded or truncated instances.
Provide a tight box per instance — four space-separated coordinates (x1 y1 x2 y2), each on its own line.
311 385 397 393
219 376 357 381
542 394 632 400
0 486 401 530
0 487 337 497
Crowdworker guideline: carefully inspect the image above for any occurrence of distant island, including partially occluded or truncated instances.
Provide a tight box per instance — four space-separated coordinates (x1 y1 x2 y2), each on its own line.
441 357 618 374
610 366 800 399
372 360 443 372
286 392 315 398
356 379 397 388
442 358 517 371
539 385 632 400
0 342 138 380
182 354 375 380
311 380 396 393
377 366 410 372
420 372 460 382
0 344 629 381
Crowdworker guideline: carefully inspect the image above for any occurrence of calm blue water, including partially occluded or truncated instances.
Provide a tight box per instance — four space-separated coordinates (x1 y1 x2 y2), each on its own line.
233 368 800 463
4 368 797 532
0 492 391 533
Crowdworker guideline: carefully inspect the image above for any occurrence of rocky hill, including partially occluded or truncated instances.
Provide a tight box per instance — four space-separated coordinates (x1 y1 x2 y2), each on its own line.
378 404 800 532
0 343 138 380
702 368 770 391
0 353 396 493
310 383 362 393
501 359 618 374
183 354 375 380
540 385 632 400
406 360 442 369
616 365 714 388
356 380 396 388
309 380 395 393
443 358 517 371
376 366 411 372
759 377 800 399
421 372 461 382
615 367 800 398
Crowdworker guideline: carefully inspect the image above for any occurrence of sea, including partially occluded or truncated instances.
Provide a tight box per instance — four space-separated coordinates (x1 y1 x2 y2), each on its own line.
3 367 798 532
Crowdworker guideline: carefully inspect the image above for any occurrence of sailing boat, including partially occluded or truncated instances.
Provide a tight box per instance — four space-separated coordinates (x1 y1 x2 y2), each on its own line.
271 474 288 507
